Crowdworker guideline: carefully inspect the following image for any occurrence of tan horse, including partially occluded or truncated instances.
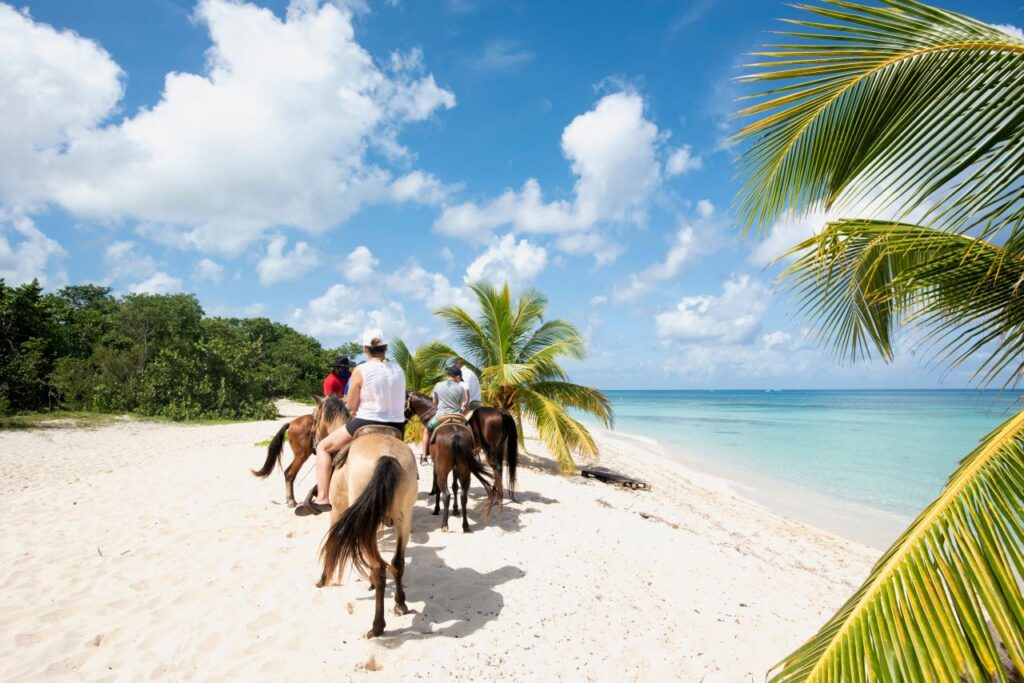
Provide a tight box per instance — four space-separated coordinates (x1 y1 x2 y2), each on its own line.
311 395 418 638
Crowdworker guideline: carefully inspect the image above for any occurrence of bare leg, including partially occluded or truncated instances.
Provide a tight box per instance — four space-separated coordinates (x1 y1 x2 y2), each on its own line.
366 562 387 638
312 427 353 505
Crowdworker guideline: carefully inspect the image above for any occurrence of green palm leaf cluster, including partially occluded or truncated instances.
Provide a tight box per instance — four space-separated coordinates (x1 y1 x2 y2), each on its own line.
390 337 442 444
733 0 1024 679
418 281 612 474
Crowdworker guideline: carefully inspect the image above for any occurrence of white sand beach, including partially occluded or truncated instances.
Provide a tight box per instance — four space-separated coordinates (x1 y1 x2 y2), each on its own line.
0 401 878 681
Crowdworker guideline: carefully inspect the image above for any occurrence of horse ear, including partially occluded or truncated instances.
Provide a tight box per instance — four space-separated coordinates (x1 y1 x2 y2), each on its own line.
312 394 324 406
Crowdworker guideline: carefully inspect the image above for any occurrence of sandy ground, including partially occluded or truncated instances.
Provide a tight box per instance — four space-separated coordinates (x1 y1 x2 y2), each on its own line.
0 401 878 681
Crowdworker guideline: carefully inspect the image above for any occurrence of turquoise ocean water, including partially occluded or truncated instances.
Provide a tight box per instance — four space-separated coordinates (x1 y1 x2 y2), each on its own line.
593 390 1022 548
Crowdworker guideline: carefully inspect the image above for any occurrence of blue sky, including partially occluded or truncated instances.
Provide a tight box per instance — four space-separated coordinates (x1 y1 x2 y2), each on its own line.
1 0 1022 389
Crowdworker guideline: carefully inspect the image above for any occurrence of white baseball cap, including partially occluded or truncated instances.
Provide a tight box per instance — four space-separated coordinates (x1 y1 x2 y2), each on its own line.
361 328 386 347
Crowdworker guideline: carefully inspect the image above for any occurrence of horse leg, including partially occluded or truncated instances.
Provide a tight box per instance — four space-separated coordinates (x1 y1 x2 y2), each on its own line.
431 466 440 515
317 503 345 588
452 476 460 515
438 463 452 533
366 561 387 638
460 470 471 533
390 529 409 616
283 452 308 508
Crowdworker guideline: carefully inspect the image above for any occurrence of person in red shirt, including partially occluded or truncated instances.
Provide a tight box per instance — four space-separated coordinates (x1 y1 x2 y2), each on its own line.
322 356 351 398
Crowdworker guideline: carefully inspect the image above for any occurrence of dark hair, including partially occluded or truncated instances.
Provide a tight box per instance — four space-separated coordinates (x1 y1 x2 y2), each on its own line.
366 343 387 358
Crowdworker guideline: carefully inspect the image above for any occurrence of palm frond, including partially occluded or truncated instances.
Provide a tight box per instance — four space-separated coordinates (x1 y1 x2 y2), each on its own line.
518 387 601 473
735 0 1024 241
781 219 1024 386
770 406 1024 681
528 381 614 428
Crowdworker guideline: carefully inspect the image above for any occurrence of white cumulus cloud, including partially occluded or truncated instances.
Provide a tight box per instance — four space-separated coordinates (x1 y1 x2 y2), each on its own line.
665 145 702 176
129 271 182 295
195 258 224 282
343 245 379 283
257 235 320 285
3 0 456 254
464 233 548 289
435 91 661 262
0 213 66 287
655 274 771 344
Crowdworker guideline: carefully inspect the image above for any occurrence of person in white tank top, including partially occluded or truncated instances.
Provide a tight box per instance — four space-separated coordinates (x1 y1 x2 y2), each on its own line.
295 329 407 517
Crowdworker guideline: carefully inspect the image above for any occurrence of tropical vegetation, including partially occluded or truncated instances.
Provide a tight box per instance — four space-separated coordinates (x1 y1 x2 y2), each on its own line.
736 0 1024 678
412 281 612 474
0 278 357 421
736 0 1024 679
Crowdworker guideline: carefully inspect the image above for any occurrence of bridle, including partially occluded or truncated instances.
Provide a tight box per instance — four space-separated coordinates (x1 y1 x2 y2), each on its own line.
405 392 436 423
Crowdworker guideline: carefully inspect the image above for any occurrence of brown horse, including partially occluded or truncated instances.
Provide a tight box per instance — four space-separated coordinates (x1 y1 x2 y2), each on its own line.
313 395 418 638
251 413 315 507
469 406 519 501
406 392 519 502
405 393 498 531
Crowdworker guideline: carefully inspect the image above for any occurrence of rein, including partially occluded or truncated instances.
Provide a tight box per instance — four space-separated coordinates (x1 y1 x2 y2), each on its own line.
405 393 437 423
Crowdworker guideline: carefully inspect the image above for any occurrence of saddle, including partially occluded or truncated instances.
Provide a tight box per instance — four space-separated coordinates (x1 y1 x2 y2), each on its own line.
332 424 404 470
429 414 475 448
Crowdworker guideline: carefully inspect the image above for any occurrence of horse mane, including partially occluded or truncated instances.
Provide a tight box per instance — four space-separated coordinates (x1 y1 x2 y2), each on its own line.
321 395 350 426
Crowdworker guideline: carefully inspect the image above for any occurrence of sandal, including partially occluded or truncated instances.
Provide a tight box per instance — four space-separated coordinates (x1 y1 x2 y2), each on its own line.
294 486 332 516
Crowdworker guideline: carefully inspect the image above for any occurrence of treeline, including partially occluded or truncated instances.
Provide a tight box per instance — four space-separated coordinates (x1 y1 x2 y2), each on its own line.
0 279 358 420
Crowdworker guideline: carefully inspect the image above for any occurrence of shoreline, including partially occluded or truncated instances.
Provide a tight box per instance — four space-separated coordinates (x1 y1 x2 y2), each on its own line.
582 420 908 551
0 406 877 680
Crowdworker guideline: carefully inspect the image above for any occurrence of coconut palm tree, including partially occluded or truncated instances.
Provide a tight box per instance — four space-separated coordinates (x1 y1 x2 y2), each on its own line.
390 337 440 444
735 0 1024 679
418 281 612 474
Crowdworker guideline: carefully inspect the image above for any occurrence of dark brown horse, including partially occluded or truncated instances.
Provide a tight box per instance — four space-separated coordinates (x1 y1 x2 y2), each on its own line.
468 406 519 501
406 392 519 502
251 413 315 507
430 417 497 532
403 393 495 532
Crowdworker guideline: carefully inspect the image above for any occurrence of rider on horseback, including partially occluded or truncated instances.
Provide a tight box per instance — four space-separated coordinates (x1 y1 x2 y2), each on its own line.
448 357 482 412
295 329 406 517
420 364 469 464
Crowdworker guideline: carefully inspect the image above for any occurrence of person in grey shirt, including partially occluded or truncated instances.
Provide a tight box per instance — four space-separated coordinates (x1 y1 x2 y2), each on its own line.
420 365 469 463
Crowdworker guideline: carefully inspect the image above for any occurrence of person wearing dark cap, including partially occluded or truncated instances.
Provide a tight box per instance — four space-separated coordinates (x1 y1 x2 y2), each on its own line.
420 363 469 464
323 356 351 399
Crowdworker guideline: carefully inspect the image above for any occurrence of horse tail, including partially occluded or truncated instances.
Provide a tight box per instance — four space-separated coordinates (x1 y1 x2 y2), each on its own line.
252 422 289 477
501 410 519 501
321 456 402 583
453 429 498 517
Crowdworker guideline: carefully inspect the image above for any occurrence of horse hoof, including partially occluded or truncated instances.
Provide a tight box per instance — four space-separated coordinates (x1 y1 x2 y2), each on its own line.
316 579 325 588
365 628 383 639
463 526 471 533
286 500 297 508
394 603 409 616
432 510 439 516
441 525 449 532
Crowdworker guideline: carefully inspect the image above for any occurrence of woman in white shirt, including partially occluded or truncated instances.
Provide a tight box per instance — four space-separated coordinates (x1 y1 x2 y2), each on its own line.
295 329 406 516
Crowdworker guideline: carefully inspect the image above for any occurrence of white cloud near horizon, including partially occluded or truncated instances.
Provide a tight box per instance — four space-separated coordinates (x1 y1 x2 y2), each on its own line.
129 271 183 295
655 274 770 344
0 0 456 254
292 242 476 343
0 213 66 287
